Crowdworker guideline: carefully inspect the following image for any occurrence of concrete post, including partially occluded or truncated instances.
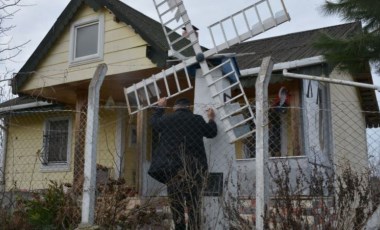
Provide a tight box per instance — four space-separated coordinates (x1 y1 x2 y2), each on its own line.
0 118 8 192
80 63 108 225
255 57 273 229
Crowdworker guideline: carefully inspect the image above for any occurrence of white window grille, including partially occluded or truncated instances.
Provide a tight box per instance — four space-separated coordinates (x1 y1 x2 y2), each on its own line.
41 117 72 171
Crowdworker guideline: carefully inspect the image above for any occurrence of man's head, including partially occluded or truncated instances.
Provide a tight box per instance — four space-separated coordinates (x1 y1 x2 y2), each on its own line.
174 98 190 111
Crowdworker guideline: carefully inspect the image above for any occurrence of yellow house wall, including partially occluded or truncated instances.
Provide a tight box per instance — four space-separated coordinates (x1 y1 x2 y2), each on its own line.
20 5 156 92
4 108 139 191
97 109 119 176
96 109 137 187
329 68 368 174
4 112 75 191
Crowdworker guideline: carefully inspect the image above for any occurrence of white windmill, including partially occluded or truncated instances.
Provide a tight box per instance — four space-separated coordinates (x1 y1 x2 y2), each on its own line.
124 0 290 227
124 0 290 143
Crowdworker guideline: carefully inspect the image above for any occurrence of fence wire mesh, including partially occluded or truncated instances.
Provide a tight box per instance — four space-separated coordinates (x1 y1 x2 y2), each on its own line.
0 98 378 229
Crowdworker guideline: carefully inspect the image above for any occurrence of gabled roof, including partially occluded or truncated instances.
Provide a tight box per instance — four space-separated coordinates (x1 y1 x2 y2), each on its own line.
225 22 361 69
12 0 178 94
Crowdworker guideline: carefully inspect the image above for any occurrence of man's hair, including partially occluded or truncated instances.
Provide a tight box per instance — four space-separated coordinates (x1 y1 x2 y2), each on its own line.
174 98 190 108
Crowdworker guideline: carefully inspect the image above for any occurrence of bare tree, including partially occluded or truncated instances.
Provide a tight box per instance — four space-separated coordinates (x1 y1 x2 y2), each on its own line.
0 0 29 86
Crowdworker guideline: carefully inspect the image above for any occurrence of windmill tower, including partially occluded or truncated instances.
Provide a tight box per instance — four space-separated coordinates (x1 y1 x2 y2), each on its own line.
124 0 290 227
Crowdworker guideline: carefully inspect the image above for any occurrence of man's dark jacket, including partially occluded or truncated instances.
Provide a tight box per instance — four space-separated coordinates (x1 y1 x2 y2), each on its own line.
148 107 217 183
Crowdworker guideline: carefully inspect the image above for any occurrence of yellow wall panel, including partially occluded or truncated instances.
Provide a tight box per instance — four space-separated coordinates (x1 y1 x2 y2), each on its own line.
104 36 147 54
72 5 97 21
104 28 138 43
5 113 75 191
103 46 147 63
20 5 155 93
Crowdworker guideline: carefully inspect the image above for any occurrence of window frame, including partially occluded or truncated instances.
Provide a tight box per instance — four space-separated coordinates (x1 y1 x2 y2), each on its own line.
40 117 72 172
236 85 303 160
69 14 104 66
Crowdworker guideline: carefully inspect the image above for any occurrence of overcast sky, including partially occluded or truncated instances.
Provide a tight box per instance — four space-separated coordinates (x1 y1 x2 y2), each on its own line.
2 0 379 98
5 0 344 72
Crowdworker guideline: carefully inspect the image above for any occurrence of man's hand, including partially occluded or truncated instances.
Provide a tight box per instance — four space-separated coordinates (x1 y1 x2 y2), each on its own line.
157 97 167 107
207 108 215 120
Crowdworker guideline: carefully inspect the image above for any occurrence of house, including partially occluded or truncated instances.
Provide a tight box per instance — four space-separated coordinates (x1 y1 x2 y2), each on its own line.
0 0 379 227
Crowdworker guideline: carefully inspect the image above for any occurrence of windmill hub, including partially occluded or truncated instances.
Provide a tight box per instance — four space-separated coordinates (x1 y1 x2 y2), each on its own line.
196 53 205 63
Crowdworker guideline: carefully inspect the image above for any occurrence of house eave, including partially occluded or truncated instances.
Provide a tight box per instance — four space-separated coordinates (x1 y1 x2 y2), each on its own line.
240 55 325 77
0 101 52 113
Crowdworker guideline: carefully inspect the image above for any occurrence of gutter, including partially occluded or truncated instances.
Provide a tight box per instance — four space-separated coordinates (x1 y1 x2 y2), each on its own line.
283 69 380 92
240 55 325 76
0 101 51 113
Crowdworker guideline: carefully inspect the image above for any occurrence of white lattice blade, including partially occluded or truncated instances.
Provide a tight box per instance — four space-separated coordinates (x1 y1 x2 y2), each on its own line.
153 0 201 59
229 129 256 144
167 0 177 11
275 10 287 24
262 17 276 30
202 60 256 143
124 61 194 114
207 0 290 53
230 114 251 138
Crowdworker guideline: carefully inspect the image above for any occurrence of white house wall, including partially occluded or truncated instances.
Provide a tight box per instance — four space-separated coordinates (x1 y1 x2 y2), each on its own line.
302 79 332 167
329 69 368 174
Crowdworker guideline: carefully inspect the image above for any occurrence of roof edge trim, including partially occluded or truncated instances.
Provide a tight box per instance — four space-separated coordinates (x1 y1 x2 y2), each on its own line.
0 101 52 113
240 55 325 77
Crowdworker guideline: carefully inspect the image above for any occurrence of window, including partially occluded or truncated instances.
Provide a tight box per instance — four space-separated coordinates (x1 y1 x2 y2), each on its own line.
41 118 72 171
69 15 104 65
236 85 303 159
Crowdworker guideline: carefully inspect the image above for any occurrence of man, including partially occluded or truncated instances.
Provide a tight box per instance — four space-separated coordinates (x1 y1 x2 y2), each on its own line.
150 97 217 230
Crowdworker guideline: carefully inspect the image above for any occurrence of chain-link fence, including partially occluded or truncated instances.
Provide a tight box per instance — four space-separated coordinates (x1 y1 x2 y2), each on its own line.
0 97 379 229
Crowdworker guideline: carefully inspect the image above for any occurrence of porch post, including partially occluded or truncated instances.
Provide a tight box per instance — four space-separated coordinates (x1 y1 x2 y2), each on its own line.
114 109 126 180
80 64 108 225
255 57 273 230
136 110 147 195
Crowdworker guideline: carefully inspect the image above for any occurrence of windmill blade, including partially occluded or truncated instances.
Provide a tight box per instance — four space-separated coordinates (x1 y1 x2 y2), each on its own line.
124 60 194 114
124 56 256 142
207 0 290 53
153 0 202 59
154 0 290 60
202 58 256 142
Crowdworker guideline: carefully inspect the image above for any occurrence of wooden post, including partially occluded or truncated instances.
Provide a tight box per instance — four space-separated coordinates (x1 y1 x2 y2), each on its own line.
114 109 126 179
255 57 273 230
80 64 108 225
136 110 147 195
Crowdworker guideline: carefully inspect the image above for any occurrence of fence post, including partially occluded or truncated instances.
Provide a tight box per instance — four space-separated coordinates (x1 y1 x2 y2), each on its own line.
255 57 273 229
0 118 8 192
80 63 108 226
